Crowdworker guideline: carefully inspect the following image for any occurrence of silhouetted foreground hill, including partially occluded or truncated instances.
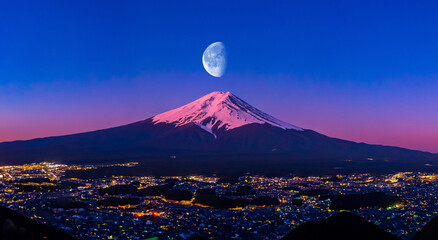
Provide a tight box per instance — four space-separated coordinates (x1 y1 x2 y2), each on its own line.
412 215 438 240
0 205 76 240
281 212 401 240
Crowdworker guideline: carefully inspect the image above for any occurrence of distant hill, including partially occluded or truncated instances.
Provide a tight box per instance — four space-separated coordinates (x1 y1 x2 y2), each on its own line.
281 212 400 240
0 205 76 240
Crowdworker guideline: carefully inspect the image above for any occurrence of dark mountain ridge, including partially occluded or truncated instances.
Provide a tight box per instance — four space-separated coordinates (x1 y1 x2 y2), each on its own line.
0 205 76 240
281 212 401 240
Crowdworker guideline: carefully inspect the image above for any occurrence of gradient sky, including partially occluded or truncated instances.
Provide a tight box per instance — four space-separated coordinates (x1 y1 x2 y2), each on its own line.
1 1 437 153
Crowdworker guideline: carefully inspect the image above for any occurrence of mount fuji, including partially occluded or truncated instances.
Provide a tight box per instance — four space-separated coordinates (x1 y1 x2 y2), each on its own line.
0 91 437 175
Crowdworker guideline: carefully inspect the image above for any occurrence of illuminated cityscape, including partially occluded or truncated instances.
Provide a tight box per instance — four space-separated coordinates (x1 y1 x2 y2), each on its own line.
1 162 437 239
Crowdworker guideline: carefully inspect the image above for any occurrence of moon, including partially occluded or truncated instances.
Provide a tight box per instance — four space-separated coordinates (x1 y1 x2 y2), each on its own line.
202 42 227 77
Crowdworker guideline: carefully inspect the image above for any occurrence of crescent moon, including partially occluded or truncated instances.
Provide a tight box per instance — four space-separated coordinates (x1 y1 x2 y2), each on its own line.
202 42 227 77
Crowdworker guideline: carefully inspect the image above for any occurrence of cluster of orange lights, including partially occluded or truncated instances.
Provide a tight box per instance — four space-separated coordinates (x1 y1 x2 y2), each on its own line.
133 211 160 218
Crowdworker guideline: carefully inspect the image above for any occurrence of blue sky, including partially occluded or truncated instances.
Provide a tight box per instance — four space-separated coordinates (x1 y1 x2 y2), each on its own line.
1 1 438 152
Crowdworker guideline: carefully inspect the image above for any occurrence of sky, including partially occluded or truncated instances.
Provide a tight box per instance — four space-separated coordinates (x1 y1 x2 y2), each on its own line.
0 0 437 153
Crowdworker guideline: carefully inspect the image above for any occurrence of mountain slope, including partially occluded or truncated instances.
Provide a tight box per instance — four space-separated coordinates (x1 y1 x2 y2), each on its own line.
0 91 437 175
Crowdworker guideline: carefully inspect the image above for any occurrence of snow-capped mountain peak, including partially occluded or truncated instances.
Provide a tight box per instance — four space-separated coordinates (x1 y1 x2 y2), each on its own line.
152 91 303 136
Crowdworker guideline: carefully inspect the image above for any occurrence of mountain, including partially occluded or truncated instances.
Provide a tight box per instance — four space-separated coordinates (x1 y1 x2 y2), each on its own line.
0 91 437 175
280 212 401 240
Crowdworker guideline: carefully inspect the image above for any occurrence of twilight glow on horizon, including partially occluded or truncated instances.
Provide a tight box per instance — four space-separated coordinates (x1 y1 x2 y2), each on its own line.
1 1 438 153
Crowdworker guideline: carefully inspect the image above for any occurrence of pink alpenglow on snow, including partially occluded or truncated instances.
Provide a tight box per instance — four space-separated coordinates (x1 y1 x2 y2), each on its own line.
152 91 303 136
